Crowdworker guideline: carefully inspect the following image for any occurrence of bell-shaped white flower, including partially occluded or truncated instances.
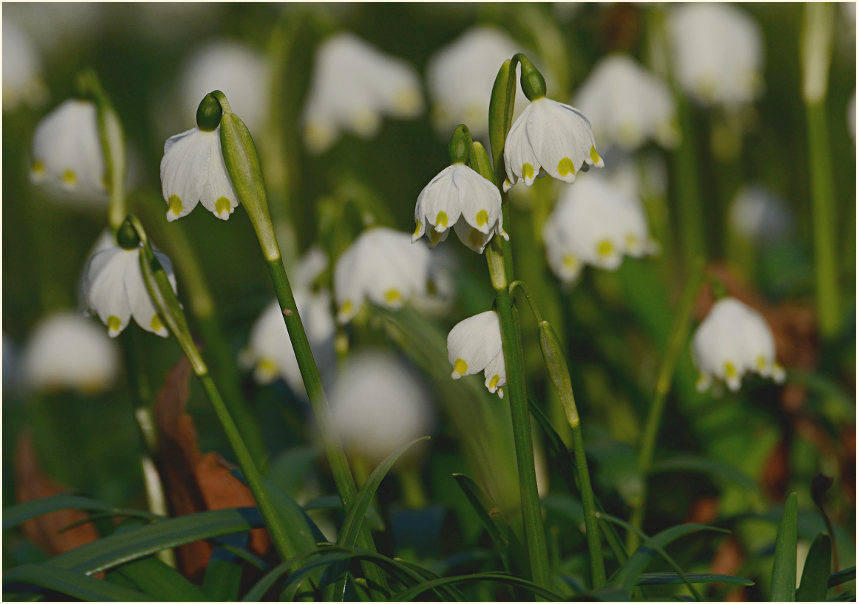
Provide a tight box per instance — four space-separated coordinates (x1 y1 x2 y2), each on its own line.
3 19 47 112
692 298 785 392
728 185 793 245
334 227 432 323
328 351 434 463
426 26 526 138
503 97 604 191
30 99 106 194
413 163 507 253
22 312 120 394
447 310 506 398
160 126 239 221
177 40 269 135
81 244 177 338
243 289 336 392
574 54 678 151
303 33 423 153
543 173 657 284
668 4 764 108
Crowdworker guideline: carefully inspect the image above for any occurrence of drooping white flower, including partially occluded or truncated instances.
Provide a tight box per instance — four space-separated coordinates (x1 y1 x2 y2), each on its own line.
413 163 507 253
21 312 120 394
334 227 432 323
4 3 103 57
328 351 433 463
574 54 678 151
160 126 239 221
303 33 423 153
728 185 793 244
81 245 177 338
447 310 506 398
30 99 106 195
503 97 604 191
243 290 336 392
668 4 764 108
178 40 269 135
426 26 526 138
2 19 47 111
543 173 657 284
692 297 785 392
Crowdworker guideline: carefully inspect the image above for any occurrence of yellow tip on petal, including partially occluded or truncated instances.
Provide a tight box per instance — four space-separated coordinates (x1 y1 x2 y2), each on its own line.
384 289 401 303
557 157 575 177
436 211 448 228
257 358 278 380
340 300 353 315
488 374 500 390
467 228 484 249
107 315 121 335
413 220 422 237
563 254 579 269
756 355 767 372
626 234 639 250
597 240 614 258
476 209 488 227
32 160 45 176
724 361 738 379
452 358 468 377
168 194 183 216
522 163 535 181
150 314 165 333
62 169 77 186
215 196 232 217
589 146 601 164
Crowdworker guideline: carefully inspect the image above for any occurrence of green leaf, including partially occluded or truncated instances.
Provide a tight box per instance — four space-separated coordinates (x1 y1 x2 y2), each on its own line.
3 495 158 530
451 474 511 569
488 59 513 182
796 533 831 601
391 571 565 601
650 455 757 491
202 556 243 601
3 564 154 601
771 492 798 602
637 572 755 587
828 567 856 588
113 555 209 601
46 507 263 575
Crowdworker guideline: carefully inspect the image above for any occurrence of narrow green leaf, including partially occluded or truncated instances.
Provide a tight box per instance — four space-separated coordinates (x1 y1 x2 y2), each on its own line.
46 507 263 575
391 571 565 601
488 59 513 180
114 555 209 601
451 474 511 569
828 567 856 587
3 564 153 601
771 492 798 602
3 495 158 530
796 533 831 601
650 455 757 491
637 572 755 586
202 555 243 601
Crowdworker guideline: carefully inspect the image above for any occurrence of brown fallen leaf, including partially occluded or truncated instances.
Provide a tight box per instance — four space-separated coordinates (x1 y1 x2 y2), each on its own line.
711 535 747 601
154 356 270 581
14 431 100 556
686 495 719 525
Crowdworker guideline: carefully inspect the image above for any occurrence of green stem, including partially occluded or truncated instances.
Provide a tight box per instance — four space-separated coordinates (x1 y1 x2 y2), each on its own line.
570 419 605 588
628 258 705 551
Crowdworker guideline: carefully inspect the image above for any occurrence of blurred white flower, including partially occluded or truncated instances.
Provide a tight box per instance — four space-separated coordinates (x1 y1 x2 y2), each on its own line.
574 54 678 151
334 227 432 323
22 312 120 394
447 310 506 398
503 97 603 191
303 33 423 153
668 4 764 107
4 3 104 57
243 290 336 392
30 99 106 195
178 40 269 135
426 26 525 138
81 245 177 338
160 126 238 221
543 173 657 284
692 297 785 392
328 351 433 463
728 185 794 244
607 151 668 202
2 19 47 111
413 163 507 253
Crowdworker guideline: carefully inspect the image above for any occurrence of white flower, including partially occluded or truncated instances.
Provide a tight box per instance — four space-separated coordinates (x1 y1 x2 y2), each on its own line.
303 33 423 153
81 245 177 338
160 126 239 221
413 163 507 253
574 54 678 151
692 297 785 392
447 310 506 398
328 351 433 463
30 99 106 194
503 97 604 191
2 19 47 111
243 290 336 392
178 40 269 135
426 27 526 138
728 185 793 244
543 173 657 284
334 227 432 323
21 312 120 394
668 4 764 108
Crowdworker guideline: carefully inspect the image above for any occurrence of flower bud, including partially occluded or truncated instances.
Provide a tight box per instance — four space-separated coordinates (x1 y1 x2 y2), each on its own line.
116 219 140 249
447 124 472 164
518 55 546 101
196 92 223 131
537 320 579 427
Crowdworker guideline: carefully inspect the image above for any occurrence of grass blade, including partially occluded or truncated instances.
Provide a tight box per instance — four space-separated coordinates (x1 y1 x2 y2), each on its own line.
3 495 158 530
796 533 831 601
451 473 511 569
113 555 209 601
637 572 754 587
828 567 856 588
391 571 565 601
4 564 153 601
771 492 798 602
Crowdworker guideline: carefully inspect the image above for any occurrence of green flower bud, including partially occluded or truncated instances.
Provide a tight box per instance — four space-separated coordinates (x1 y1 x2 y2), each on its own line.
117 218 140 249
196 92 223 132
538 320 579 427
468 141 495 182
518 55 547 101
447 124 472 165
